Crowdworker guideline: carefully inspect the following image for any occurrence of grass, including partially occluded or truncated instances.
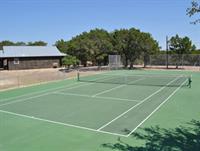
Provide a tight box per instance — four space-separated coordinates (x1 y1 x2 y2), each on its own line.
0 69 199 151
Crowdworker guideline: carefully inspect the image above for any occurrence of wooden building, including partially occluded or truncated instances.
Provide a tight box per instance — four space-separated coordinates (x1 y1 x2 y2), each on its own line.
0 46 66 70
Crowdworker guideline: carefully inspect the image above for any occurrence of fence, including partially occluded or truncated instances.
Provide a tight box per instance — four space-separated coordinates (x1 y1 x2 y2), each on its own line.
148 54 200 70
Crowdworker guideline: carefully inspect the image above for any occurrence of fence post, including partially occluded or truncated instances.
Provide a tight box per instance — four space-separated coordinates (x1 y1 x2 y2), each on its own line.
166 36 169 69
199 55 200 71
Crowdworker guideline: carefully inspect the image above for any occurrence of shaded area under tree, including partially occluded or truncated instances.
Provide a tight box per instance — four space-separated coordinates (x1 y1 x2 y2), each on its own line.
102 120 200 151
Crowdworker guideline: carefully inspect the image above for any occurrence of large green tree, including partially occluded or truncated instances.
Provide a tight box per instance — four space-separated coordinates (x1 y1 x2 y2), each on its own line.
56 29 113 66
55 39 68 52
111 29 130 67
84 29 113 65
128 28 144 69
187 0 200 24
169 34 196 68
111 28 159 68
140 32 160 67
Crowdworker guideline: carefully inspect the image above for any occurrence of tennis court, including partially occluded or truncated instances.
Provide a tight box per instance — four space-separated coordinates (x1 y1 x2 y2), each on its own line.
0 70 190 139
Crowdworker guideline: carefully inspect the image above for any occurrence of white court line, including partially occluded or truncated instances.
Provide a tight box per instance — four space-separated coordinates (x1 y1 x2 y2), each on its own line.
96 76 181 131
0 82 80 103
54 91 140 103
101 73 186 77
0 82 96 107
126 79 187 137
95 96 139 103
92 85 125 97
0 109 127 137
0 74 115 107
54 92 91 98
0 71 110 103
91 77 145 97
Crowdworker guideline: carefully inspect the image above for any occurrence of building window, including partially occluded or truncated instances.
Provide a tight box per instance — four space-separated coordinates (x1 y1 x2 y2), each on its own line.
3 59 8 66
14 58 19 64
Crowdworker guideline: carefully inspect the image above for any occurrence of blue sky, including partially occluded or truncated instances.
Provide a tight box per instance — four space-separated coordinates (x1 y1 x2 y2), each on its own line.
0 0 199 49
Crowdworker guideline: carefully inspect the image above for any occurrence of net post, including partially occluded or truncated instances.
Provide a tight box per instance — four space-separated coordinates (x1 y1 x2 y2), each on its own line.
187 74 192 88
166 36 169 69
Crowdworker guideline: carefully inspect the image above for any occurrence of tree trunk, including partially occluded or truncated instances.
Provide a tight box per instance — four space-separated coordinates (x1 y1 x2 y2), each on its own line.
124 57 128 68
129 62 134 69
144 56 146 68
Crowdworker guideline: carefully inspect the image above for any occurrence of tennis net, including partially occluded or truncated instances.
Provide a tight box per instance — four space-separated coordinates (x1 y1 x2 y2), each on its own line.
77 72 190 87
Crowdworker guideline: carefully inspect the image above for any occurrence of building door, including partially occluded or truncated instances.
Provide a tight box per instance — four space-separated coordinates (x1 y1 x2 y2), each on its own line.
0 59 3 69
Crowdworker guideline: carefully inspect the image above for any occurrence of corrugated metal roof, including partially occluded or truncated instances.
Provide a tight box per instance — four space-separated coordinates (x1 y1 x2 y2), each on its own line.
0 46 66 58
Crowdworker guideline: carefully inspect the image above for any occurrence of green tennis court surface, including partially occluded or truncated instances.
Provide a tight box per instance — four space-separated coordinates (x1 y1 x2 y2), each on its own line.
0 70 199 151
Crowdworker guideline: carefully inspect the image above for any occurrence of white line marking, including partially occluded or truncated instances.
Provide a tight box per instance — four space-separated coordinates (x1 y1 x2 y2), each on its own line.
96 76 181 131
54 92 91 97
95 96 139 103
91 77 145 97
54 91 139 103
92 85 125 97
100 73 186 78
99 130 128 137
126 79 187 137
0 74 115 107
0 82 95 107
0 109 127 137
0 82 80 103
0 71 111 103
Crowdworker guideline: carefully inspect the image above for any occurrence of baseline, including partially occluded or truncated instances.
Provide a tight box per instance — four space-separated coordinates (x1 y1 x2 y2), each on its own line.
0 109 127 137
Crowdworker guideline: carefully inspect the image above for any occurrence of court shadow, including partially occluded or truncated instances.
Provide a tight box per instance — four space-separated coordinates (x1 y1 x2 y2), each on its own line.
101 120 200 151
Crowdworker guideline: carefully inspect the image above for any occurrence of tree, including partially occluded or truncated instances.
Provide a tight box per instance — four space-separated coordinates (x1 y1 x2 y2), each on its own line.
140 32 160 67
15 42 26 46
55 39 68 52
111 28 159 68
111 29 130 67
56 28 159 68
128 28 144 69
56 29 113 66
0 40 15 49
62 55 79 69
169 34 196 68
0 40 48 49
83 29 113 65
187 0 200 24
27 41 47 46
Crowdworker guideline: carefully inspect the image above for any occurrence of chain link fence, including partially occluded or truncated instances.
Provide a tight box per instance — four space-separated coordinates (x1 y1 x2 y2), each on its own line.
148 54 200 70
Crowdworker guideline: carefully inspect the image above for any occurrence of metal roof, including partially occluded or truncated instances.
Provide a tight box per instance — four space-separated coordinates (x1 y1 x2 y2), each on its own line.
0 46 66 58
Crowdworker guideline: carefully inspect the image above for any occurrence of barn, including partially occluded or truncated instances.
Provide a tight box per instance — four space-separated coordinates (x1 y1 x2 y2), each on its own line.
0 46 66 70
